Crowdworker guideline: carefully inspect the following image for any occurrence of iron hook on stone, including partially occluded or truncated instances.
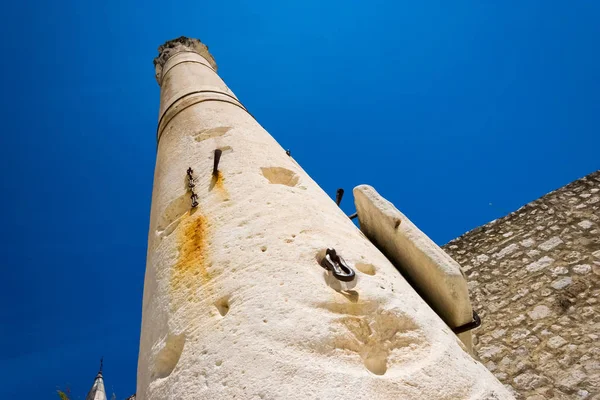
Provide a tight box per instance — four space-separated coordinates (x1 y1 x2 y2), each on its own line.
452 310 482 334
320 248 356 282
213 149 223 176
335 188 344 206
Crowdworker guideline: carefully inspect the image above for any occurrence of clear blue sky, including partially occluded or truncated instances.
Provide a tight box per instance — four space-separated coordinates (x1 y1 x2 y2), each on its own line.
1 1 598 398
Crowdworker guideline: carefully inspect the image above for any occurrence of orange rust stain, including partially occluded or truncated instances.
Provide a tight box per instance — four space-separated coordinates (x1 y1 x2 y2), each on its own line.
211 171 229 198
171 210 210 307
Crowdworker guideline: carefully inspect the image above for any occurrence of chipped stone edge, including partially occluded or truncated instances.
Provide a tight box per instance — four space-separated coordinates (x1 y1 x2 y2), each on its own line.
153 36 218 85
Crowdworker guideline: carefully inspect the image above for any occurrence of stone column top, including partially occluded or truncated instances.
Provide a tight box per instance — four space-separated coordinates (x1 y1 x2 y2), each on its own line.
153 36 218 84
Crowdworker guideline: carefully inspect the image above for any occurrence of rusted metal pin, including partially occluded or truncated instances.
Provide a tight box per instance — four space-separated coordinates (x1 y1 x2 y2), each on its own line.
286 149 291 156
336 188 344 206
187 167 199 208
452 310 482 334
213 149 222 176
191 193 199 208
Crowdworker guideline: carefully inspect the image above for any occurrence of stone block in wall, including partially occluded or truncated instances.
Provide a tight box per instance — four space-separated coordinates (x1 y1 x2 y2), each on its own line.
444 170 600 399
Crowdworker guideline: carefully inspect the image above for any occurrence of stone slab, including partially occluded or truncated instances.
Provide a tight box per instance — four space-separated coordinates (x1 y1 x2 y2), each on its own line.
354 185 474 350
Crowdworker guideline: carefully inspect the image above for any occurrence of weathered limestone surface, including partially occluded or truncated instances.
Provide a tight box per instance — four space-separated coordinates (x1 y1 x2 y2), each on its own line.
444 171 600 400
354 185 474 352
137 37 512 400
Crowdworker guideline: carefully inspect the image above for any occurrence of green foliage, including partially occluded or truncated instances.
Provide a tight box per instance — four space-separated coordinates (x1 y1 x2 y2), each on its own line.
56 390 70 400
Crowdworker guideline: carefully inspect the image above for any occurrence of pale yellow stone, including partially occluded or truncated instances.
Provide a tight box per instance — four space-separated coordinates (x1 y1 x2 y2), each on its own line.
137 37 512 400
353 185 475 352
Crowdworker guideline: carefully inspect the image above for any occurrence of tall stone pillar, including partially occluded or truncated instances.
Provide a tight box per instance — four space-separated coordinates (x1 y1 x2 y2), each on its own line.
137 36 512 399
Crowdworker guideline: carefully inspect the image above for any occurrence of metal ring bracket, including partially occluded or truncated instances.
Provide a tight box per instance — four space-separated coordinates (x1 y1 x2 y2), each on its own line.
321 248 356 282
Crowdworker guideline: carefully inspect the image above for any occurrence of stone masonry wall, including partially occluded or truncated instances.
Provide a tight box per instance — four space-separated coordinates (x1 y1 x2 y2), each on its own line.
443 171 600 400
